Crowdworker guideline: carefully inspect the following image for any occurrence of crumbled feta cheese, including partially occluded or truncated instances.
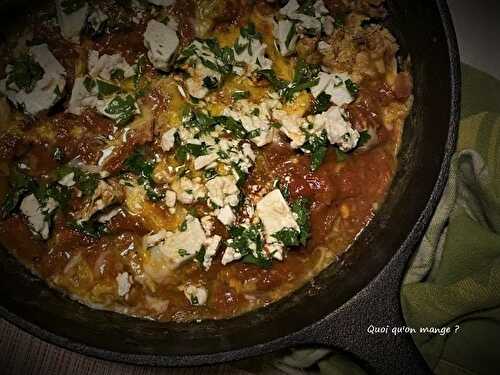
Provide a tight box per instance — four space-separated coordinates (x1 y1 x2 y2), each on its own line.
184 285 208 306
194 153 218 170
58 172 76 187
272 110 307 148
242 142 256 162
20 194 58 240
310 71 354 107
202 235 221 270
267 241 285 261
97 207 122 223
172 177 206 204
56 0 88 42
87 7 108 34
323 15 335 35
164 190 176 208
221 246 242 265
200 215 214 236
279 0 329 35
143 229 169 248
116 272 132 296
233 35 272 75
97 146 114 166
88 50 135 81
311 106 359 151
256 189 299 240
144 19 179 71
150 216 206 268
205 175 239 208
273 19 298 56
317 41 331 54
217 205 236 226
161 128 177 151
185 62 221 99
0 44 66 116
67 77 97 115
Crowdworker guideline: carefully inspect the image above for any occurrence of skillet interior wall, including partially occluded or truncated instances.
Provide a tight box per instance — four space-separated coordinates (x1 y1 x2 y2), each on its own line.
0 0 456 362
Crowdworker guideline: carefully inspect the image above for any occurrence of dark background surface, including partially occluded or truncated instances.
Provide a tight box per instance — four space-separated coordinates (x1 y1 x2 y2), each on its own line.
0 0 497 374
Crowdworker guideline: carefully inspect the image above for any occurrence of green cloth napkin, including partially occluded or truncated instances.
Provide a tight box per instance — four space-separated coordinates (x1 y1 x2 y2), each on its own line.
400 66 500 375
235 64 500 374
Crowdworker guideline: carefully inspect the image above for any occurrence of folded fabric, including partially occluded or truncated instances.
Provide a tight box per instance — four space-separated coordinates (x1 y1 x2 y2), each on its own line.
400 65 500 375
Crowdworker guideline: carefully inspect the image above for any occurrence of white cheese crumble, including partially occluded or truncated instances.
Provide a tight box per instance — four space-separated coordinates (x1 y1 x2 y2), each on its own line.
233 35 272 75
116 272 132 296
311 106 360 151
310 71 354 107
172 177 206 204
97 207 122 223
144 19 179 71
20 194 58 240
221 246 242 265
256 189 299 240
217 205 236 226
272 109 307 148
87 7 108 34
278 0 330 35
149 216 206 269
58 172 76 187
0 44 66 116
202 235 221 270
184 285 208 306
205 175 239 208
164 190 177 208
194 153 218 170
97 145 115 167
273 19 298 56
88 50 135 81
161 128 177 151
56 0 89 42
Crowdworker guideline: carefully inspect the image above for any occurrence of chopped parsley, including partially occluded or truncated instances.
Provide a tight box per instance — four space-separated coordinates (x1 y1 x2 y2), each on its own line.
0 169 36 218
175 143 208 163
182 107 217 134
215 115 248 139
6 54 44 93
110 68 125 81
273 227 300 246
178 248 189 257
290 197 311 246
104 94 138 126
231 90 250 101
56 166 100 197
228 224 271 268
124 148 164 201
258 59 320 102
302 130 328 171
202 76 219 89
311 92 331 114
96 79 120 97
358 131 371 147
70 219 108 239
345 79 359 97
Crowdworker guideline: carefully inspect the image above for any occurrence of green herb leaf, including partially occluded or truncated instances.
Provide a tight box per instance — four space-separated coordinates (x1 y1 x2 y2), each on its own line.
345 79 359 97
273 227 300 246
70 219 108 239
96 79 120 97
6 54 44 93
110 68 125 81
302 130 328 171
0 169 36 218
232 90 250 101
357 131 371 147
290 198 311 246
175 143 208 162
104 94 138 126
215 115 248 138
202 76 219 89
311 92 331 114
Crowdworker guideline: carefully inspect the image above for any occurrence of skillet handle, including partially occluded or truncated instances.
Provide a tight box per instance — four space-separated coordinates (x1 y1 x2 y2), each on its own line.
295 245 432 374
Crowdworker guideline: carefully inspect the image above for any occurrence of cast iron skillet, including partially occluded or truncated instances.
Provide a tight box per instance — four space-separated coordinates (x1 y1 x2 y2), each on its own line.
0 0 460 373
